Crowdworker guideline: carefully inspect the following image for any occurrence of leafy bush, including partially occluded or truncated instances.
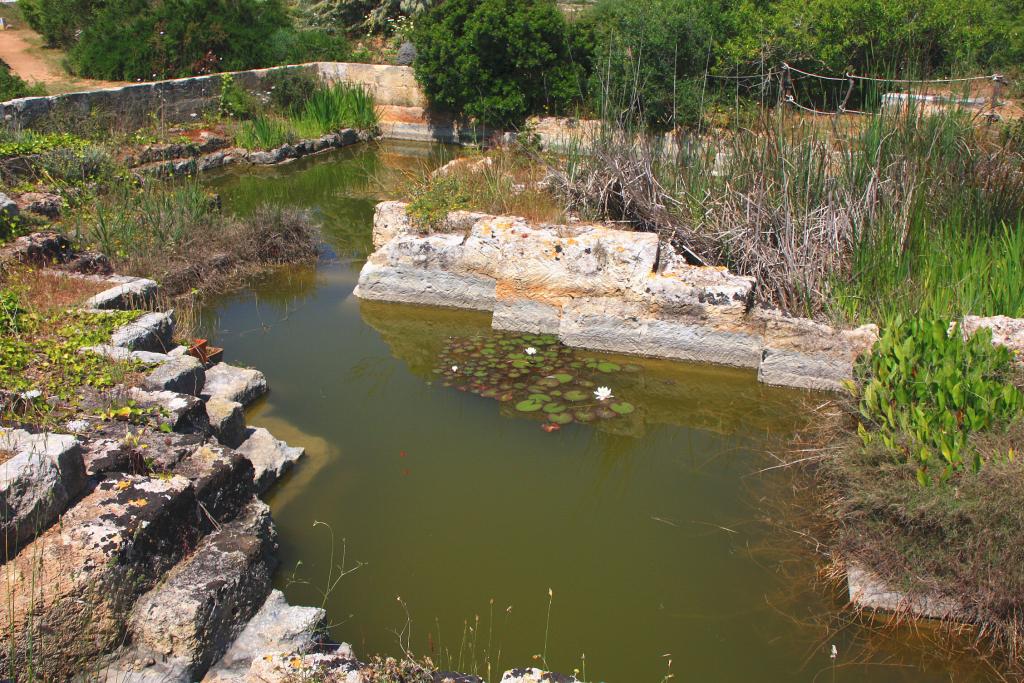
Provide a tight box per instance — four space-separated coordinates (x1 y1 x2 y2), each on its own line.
856 317 1023 483
0 131 89 159
265 69 320 113
0 61 45 101
219 74 260 120
412 0 587 128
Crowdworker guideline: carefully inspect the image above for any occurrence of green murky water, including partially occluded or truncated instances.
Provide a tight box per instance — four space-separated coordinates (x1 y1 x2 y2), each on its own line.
199 141 994 682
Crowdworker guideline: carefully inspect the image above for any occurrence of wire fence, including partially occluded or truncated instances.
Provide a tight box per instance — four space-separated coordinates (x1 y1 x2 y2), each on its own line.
704 63 1008 121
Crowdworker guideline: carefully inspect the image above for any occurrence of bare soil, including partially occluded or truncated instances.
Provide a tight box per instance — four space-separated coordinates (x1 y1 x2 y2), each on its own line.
0 22 123 94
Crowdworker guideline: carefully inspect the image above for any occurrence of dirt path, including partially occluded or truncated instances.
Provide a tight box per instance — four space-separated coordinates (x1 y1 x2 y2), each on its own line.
0 26 123 94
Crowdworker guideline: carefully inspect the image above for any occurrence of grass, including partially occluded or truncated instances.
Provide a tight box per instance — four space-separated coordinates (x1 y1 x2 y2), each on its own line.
72 177 321 297
232 81 378 151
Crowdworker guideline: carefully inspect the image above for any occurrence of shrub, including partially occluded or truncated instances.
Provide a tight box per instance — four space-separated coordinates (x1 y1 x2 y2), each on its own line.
0 61 45 101
580 0 724 129
219 74 260 120
412 0 587 128
856 317 1023 483
264 69 321 112
268 28 351 65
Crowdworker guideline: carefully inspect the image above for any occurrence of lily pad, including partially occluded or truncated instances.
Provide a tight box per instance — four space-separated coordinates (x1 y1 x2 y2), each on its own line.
551 373 573 384
528 393 551 403
549 412 574 425
596 361 621 373
543 402 567 414
563 390 588 401
573 410 595 422
515 399 544 412
610 401 635 415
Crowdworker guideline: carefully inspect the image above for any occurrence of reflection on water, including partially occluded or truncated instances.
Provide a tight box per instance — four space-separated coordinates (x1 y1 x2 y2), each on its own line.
198 141 1000 682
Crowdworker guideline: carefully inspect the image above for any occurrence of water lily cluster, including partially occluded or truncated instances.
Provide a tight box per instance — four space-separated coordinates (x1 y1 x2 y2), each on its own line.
433 332 638 427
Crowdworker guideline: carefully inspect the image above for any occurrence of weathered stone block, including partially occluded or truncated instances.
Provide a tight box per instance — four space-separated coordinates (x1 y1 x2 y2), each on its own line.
85 276 159 310
355 262 497 311
171 443 255 526
235 427 304 494
206 397 247 448
126 499 276 678
128 387 210 434
80 344 173 364
0 473 199 678
492 295 562 334
501 670 578 683
756 313 878 392
847 562 959 620
961 315 1024 357
144 355 206 396
203 590 328 683
202 363 269 407
112 310 175 352
0 429 85 552
243 647 362 683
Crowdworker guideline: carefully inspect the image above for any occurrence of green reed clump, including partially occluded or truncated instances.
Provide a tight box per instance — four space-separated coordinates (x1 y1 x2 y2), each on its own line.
550 102 1024 323
234 114 297 151
855 317 1023 484
293 82 378 138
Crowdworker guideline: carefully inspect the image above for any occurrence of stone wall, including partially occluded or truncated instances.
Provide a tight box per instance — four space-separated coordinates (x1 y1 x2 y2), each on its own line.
0 62 457 142
355 202 879 392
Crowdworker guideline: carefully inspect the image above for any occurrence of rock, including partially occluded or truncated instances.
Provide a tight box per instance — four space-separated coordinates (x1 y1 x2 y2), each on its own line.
249 149 284 165
0 473 199 678
244 648 363 683
128 387 210 434
0 192 19 220
201 363 269 406
17 191 61 217
492 295 562 335
171 443 255 527
144 355 206 395
206 398 246 448
396 40 417 66
59 250 112 274
961 315 1024 357
80 344 173 364
203 590 328 683
355 261 498 311
84 275 159 310
198 151 228 172
125 499 277 678
112 310 176 352
235 427 304 494
847 562 960 620
500 670 578 683
0 428 85 551
0 230 73 267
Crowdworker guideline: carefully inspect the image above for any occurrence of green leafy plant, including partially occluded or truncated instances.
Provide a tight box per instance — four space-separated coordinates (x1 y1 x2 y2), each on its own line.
856 317 1023 483
219 73 259 120
234 115 296 151
0 61 46 101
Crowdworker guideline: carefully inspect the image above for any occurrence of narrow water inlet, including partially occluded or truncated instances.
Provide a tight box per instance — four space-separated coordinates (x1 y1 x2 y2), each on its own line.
196 141 997 683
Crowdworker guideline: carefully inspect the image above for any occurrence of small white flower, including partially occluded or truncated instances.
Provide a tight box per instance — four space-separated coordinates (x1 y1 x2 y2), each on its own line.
451 365 458 372
525 347 537 356
830 644 837 660
190 113 197 118
20 389 42 400
594 386 613 401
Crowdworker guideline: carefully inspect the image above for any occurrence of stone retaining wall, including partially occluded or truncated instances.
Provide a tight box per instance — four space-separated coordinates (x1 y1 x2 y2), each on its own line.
355 202 880 392
0 62 453 142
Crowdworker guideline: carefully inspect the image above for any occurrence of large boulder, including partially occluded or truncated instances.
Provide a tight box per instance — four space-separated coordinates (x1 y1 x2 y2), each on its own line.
0 473 200 678
144 355 206 396
124 499 277 679
85 275 159 310
203 590 328 683
235 427 304 494
0 429 85 552
128 387 210 434
201 363 269 407
111 310 176 352
206 398 247 448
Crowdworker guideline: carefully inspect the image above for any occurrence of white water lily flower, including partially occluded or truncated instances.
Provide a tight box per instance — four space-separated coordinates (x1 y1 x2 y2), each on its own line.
594 386 613 401
525 347 537 356
451 365 459 372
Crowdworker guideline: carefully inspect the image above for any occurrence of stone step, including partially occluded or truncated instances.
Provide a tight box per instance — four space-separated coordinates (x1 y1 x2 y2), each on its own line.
128 387 211 434
201 363 268 407
0 472 199 679
235 427 304 494
112 310 175 352
203 589 329 683
143 355 206 396
116 498 278 681
83 275 158 310
0 428 85 559
206 398 246 448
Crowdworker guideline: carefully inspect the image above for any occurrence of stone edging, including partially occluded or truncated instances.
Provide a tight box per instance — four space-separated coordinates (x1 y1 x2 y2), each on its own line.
354 202 880 392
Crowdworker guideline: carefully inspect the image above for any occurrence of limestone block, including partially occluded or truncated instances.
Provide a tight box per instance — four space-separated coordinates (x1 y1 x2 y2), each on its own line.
0 429 85 550
372 200 415 249
244 648 363 683
492 295 562 334
500 669 579 683
558 298 763 369
961 315 1024 357
355 262 497 311
79 344 172 364
206 398 247 448
171 444 256 526
202 363 269 407
127 499 277 678
0 191 18 219
203 590 328 683
756 312 878 391
144 355 205 396
128 387 210 434
84 276 159 310
236 427 304 494
0 473 198 678
847 562 959 620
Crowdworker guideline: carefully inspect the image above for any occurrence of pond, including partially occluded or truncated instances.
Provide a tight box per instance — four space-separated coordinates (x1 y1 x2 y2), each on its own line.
200 141 995 682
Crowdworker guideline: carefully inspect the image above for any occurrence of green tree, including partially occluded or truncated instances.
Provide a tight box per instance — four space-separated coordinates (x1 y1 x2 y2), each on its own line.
412 0 588 128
